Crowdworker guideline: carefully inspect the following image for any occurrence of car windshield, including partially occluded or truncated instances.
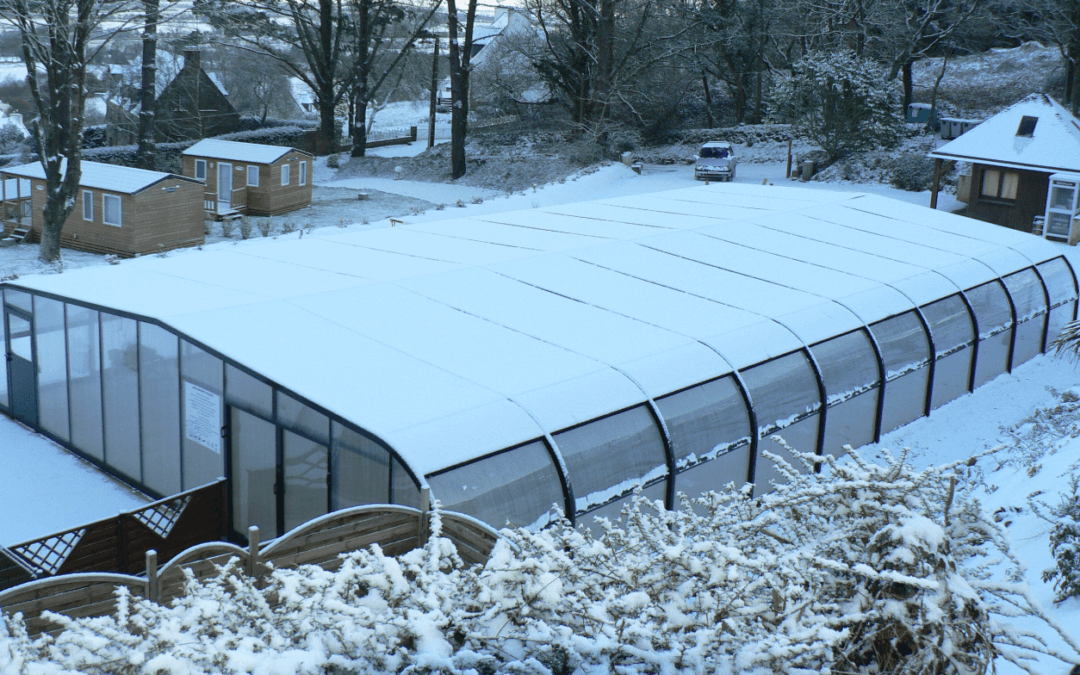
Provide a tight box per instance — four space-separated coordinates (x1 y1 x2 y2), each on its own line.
700 147 729 159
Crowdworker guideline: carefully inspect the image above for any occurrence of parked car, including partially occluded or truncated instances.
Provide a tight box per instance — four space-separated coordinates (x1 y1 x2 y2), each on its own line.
694 141 737 181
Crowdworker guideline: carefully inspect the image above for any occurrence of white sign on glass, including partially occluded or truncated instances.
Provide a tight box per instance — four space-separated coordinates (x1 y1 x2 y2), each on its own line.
185 381 221 453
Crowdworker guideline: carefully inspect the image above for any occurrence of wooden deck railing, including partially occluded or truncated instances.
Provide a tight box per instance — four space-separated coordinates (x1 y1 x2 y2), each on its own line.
0 504 500 637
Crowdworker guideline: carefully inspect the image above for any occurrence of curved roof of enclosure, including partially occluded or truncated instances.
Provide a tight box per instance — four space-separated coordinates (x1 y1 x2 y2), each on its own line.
9 184 1064 478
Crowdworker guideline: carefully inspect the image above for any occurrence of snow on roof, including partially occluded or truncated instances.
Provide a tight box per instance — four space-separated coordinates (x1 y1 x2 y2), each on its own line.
0 160 190 194
6 184 1065 478
929 93 1080 173
183 139 302 164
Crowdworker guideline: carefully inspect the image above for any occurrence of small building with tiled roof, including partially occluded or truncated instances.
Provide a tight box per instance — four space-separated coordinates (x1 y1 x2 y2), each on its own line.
929 93 1080 234
182 139 313 217
0 161 205 257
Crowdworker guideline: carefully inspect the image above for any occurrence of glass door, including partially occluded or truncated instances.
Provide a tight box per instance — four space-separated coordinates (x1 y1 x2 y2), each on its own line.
283 430 329 533
5 308 37 427
217 162 232 212
229 406 277 540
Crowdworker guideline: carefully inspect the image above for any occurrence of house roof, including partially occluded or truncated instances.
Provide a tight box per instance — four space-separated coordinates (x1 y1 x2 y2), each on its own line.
929 94 1080 173
6 183 1066 481
0 160 195 194
183 139 307 164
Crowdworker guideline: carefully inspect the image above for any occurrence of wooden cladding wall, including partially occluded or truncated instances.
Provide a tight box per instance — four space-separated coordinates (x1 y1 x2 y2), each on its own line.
0 481 226 591
0 504 500 637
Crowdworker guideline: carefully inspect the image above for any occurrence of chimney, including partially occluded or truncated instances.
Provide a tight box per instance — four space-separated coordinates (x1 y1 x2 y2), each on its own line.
184 49 201 70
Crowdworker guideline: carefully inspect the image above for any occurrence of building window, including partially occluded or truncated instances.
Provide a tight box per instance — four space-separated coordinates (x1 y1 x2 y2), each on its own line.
195 159 206 180
281 163 291 186
299 161 307 186
247 165 259 187
980 169 1019 201
82 190 93 221
103 194 122 227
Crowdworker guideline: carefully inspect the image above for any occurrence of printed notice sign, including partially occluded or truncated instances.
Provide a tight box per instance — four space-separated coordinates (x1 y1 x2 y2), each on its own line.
185 381 221 454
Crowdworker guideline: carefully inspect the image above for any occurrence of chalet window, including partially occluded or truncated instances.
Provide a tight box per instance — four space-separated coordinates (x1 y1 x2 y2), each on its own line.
195 159 207 180
247 166 259 187
299 161 307 186
980 169 1019 201
82 190 93 221
281 163 291 186
103 194 122 227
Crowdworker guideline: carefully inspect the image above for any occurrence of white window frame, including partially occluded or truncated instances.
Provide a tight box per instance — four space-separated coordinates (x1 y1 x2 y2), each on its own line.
281 163 291 186
102 193 122 227
299 160 307 186
82 190 93 221
195 159 207 180
247 165 259 187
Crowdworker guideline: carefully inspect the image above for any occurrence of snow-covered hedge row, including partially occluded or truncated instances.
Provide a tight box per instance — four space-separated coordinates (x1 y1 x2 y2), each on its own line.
3 447 1078 675
214 126 311 148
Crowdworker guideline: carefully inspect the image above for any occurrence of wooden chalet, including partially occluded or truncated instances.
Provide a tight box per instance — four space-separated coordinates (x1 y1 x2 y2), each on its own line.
182 139 313 217
929 94 1080 236
0 161 205 257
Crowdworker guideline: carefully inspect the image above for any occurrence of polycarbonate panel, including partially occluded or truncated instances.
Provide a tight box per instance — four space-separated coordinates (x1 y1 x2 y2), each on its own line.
922 295 974 355
811 330 880 404
226 364 272 417
879 367 929 433
283 430 328 532
579 480 666 532
1012 317 1046 366
973 329 1011 388
428 441 564 529
1037 258 1077 306
553 405 668 514
66 305 103 460
741 351 821 432
230 407 277 537
1047 302 1076 347
5 288 31 312
332 423 391 509
391 456 422 508
34 297 69 441
871 311 930 380
656 376 751 468
821 389 878 454
966 281 1013 338
754 414 819 490
1003 269 1046 322
139 323 181 496
0 293 6 409
181 341 225 490
931 347 972 410
101 313 140 481
277 392 329 444
674 445 751 507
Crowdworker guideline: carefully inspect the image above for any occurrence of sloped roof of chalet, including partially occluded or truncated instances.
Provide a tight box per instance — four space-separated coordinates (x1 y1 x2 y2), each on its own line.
6 183 1066 479
108 52 230 112
183 139 310 164
929 93 1080 173
0 160 199 195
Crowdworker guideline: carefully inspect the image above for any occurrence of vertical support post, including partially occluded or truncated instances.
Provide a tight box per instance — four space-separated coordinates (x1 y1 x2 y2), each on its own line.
930 158 942 209
145 549 159 603
246 525 260 578
428 37 439 149
418 486 430 547
785 139 792 179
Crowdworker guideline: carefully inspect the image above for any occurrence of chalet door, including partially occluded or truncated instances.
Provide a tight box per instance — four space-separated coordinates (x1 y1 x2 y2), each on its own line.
217 162 232 212
4 308 37 428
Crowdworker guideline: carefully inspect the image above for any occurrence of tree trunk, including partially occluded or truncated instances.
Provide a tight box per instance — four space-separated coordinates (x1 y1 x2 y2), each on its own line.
902 61 913 110
446 0 477 180
352 91 369 157
702 72 714 128
136 0 159 170
594 0 614 125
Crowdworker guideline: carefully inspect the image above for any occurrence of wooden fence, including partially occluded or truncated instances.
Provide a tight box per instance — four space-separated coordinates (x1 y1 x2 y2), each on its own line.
0 481 226 591
0 504 500 637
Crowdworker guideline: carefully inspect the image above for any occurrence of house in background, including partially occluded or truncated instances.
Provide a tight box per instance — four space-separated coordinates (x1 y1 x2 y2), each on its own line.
182 139 313 217
0 161 205 256
0 101 30 141
928 94 1080 235
105 50 241 146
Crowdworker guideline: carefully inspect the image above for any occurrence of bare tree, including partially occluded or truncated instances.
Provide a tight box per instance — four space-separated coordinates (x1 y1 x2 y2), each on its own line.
446 0 477 178
1 0 141 262
136 0 159 169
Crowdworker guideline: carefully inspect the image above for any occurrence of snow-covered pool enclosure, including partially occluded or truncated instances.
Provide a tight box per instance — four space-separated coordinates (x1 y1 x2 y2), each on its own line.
0 183 1075 538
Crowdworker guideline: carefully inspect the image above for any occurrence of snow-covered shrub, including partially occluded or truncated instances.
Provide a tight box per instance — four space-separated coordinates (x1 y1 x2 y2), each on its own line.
5 449 1078 674
890 152 936 191
238 216 253 239
1042 473 1080 602
773 50 902 162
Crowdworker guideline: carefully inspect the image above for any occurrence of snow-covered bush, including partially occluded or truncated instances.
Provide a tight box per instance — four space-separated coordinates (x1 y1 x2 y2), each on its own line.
773 50 902 162
4 448 1078 674
1042 473 1080 602
890 152 936 191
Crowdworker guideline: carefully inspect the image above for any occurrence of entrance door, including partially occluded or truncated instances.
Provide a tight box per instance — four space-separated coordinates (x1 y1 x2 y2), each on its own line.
217 162 232 212
228 406 276 540
5 309 37 427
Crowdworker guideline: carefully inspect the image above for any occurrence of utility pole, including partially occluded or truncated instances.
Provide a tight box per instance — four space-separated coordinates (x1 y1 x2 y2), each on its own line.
428 35 439 149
